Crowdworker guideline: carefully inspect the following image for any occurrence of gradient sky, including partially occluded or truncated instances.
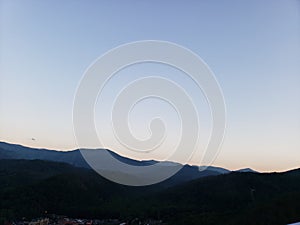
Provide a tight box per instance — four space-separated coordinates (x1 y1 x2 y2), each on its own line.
1 0 299 172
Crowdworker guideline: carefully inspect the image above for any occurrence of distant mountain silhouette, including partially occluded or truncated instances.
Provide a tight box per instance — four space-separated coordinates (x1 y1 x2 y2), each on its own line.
0 141 235 185
0 141 90 168
236 168 258 173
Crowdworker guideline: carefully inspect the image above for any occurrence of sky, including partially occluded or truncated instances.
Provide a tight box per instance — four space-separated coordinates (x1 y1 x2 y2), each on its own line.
0 0 299 172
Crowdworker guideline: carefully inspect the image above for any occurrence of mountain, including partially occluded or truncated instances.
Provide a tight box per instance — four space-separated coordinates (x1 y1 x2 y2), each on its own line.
154 169 300 225
0 141 232 185
0 159 299 225
0 142 92 168
199 165 230 174
236 168 258 173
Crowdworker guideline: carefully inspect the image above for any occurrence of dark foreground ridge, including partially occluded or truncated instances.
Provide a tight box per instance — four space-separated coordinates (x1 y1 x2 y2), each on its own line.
0 160 300 224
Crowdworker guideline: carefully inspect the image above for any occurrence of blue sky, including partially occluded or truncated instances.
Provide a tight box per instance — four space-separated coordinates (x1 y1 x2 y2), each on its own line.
0 0 299 171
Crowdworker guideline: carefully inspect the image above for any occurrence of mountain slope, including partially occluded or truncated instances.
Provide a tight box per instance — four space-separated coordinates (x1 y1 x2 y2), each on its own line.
0 142 90 168
0 142 231 185
0 159 299 225
155 169 300 225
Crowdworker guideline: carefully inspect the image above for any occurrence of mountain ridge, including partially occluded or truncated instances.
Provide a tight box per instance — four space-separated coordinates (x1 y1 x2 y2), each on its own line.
0 141 235 186
0 141 232 172
0 141 246 173
0 158 299 225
